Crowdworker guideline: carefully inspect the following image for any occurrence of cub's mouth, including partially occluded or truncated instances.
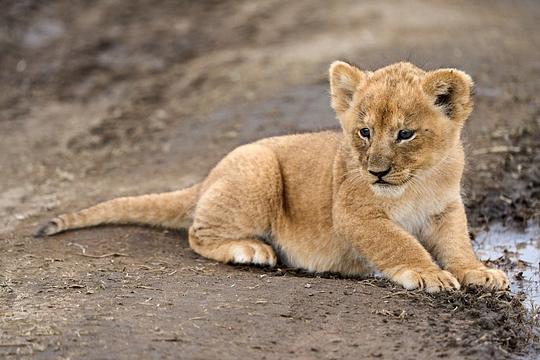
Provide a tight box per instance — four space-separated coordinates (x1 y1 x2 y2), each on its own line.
372 175 413 187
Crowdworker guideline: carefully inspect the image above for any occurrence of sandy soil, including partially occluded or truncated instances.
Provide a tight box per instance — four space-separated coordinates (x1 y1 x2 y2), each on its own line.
1 1 539 359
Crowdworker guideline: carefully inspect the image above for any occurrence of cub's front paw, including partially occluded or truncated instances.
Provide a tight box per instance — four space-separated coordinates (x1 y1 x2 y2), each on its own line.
454 268 509 290
389 267 460 293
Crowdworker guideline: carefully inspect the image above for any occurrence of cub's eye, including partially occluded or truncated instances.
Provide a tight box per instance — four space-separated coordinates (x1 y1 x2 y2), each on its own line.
358 128 370 139
397 129 415 141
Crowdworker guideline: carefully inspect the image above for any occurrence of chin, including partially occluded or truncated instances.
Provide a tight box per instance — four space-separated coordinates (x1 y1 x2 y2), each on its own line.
370 183 405 198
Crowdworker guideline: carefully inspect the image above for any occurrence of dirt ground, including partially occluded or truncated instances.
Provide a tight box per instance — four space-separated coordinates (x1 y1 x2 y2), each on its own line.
1 0 540 359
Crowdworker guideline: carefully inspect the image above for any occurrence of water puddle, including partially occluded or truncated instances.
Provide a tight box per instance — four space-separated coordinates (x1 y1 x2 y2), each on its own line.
474 223 540 308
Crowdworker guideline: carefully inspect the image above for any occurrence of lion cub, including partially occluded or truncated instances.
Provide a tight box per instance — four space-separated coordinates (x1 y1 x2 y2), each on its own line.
36 61 509 293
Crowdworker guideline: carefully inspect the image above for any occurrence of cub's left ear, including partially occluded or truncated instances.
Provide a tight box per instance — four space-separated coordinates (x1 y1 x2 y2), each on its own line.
422 69 474 122
329 61 368 114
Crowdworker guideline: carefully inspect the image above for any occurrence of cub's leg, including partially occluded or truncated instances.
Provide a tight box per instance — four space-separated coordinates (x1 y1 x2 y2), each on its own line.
334 204 460 292
423 201 509 290
188 144 281 267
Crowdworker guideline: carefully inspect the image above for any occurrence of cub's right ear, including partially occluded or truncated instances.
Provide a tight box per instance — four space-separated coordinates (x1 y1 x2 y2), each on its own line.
329 61 367 114
422 69 474 123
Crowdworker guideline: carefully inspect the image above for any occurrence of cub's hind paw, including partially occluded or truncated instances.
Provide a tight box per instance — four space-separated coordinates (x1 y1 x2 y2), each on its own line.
33 219 61 237
390 268 460 293
229 242 277 267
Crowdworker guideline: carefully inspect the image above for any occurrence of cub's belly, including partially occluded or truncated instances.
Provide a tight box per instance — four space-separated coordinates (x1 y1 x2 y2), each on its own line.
271 228 371 275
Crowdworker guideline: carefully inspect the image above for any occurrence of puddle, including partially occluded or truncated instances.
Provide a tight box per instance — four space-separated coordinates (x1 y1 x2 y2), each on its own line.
474 223 540 308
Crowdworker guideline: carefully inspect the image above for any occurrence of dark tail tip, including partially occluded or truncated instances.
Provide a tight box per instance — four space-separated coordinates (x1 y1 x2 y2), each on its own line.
33 220 59 237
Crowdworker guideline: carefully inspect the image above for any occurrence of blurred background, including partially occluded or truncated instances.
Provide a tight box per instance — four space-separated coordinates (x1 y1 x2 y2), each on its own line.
1 1 539 358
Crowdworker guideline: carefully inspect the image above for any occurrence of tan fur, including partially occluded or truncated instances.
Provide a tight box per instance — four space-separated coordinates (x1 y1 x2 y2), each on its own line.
35 61 509 292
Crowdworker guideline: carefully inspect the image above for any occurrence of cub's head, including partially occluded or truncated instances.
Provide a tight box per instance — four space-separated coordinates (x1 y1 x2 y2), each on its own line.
329 61 473 197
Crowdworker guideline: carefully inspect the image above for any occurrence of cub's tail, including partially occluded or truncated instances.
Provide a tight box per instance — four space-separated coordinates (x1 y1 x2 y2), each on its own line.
34 184 200 237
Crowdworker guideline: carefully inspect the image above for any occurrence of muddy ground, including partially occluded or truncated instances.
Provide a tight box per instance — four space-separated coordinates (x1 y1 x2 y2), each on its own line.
1 0 539 359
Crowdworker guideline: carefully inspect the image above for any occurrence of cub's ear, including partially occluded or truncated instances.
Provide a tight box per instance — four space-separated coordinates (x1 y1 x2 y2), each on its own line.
329 61 367 114
422 69 474 122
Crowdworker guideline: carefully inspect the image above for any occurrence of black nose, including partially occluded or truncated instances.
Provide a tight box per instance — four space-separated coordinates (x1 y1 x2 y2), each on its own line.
369 167 391 178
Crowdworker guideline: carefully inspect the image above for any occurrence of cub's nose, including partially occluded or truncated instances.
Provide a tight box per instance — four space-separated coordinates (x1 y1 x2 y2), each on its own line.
368 167 391 178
